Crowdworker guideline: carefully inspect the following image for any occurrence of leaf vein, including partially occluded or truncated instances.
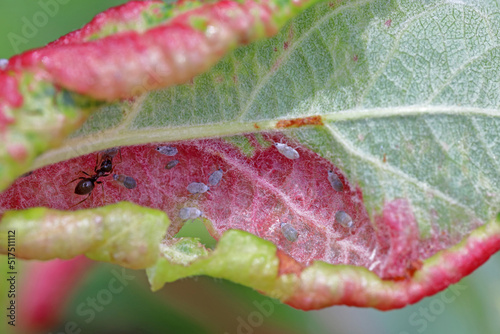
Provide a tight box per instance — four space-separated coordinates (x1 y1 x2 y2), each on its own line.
323 122 475 216
236 0 373 120
426 45 499 104
356 2 445 106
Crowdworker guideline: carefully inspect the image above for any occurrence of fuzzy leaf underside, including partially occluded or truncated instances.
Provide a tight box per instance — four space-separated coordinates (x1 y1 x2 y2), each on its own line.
1 0 500 310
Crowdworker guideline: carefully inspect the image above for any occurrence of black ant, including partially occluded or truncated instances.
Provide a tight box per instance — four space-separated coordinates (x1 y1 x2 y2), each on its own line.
67 148 122 207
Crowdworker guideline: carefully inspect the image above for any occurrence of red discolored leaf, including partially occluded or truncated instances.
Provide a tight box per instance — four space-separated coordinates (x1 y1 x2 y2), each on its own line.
284 217 500 310
0 134 464 280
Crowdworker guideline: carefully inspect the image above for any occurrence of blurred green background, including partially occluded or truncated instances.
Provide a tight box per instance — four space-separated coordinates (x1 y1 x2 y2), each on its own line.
1 1 500 333
0 0 127 58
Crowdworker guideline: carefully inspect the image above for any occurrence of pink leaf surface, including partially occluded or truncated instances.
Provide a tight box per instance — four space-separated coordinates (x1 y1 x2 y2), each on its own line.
0 135 464 281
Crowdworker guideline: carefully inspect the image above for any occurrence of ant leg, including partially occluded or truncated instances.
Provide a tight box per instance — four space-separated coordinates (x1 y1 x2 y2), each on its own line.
106 149 122 176
74 170 91 177
114 148 123 167
95 152 101 173
97 181 105 205
69 193 91 208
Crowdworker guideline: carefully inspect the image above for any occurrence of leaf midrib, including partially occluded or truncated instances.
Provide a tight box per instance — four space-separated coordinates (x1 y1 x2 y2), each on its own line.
32 105 500 170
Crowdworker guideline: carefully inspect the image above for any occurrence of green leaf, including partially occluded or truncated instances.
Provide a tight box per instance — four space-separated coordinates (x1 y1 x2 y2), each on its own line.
0 202 169 269
148 230 284 293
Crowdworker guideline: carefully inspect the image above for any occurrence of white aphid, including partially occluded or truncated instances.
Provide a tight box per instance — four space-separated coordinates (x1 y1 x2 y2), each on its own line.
208 169 223 186
179 207 202 220
280 222 298 242
156 146 178 156
187 182 210 194
327 170 344 192
335 210 353 228
274 143 299 159
0 59 8 70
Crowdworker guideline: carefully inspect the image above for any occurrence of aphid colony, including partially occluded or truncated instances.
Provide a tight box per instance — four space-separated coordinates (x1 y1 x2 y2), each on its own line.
181 169 225 220
184 167 224 195
157 146 222 220
273 144 352 242
68 141 354 236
